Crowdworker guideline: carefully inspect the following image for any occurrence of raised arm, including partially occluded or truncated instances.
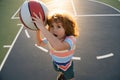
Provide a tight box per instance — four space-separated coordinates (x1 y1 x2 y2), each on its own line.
36 30 46 46
33 13 70 51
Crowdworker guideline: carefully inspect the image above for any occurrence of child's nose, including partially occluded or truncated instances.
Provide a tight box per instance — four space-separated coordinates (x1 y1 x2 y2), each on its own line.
53 28 57 32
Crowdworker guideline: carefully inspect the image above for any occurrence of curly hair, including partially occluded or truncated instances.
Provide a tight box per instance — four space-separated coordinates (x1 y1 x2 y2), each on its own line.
47 12 79 37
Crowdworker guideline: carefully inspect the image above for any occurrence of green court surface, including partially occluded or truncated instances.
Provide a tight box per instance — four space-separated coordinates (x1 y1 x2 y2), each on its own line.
0 0 24 64
97 0 120 10
0 0 120 66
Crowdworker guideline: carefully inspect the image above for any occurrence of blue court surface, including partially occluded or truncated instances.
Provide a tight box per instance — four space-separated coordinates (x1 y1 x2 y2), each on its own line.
0 0 120 80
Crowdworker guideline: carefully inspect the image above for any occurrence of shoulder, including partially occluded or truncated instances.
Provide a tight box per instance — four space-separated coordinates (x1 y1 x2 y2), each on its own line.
64 36 76 50
64 36 76 44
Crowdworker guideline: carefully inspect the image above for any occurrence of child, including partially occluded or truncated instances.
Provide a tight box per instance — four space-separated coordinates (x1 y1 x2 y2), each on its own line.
32 11 79 80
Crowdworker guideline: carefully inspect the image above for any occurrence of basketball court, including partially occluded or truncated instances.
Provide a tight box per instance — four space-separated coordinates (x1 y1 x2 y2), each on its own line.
0 0 120 80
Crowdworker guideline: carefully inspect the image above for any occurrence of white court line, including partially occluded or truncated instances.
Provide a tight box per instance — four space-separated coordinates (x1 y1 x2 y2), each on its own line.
3 45 11 48
11 7 20 19
25 29 30 38
71 0 120 16
89 0 120 13
35 43 81 61
35 44 48 53
0 24 23 71
17 24 23 26
72 57 81 60
71 0 77 16
96 53 114 60
118 0 120 2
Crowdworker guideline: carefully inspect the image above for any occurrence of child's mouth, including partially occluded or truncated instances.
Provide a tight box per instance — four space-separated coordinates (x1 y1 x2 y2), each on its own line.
53 34 58 37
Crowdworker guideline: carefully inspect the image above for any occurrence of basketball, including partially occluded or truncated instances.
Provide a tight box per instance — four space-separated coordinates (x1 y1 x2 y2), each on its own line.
19 0 48 30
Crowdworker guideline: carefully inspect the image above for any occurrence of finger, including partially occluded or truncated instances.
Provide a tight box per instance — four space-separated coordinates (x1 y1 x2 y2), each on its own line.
31 17 35 20
33 12 39 19
32 16 35 20
33 12 37 16
39 12 44 24
32 20 36 24
39 12 42 19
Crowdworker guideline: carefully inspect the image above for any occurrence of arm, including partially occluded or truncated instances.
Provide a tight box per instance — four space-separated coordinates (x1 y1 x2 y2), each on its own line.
33 13 70 51
36 30 46 46
39 25 70 51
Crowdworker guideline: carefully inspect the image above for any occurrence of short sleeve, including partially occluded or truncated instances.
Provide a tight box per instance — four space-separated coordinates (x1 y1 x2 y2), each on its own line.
64 36 76 50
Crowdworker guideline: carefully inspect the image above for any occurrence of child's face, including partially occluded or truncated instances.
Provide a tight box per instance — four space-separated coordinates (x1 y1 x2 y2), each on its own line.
49 22 66 40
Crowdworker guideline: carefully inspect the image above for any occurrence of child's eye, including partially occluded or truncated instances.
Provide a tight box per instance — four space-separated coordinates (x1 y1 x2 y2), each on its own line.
50 25 54 28
58 26 61 28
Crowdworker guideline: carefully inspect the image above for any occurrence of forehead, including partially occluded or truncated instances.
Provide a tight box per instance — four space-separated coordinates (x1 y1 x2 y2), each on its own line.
51 22 63 26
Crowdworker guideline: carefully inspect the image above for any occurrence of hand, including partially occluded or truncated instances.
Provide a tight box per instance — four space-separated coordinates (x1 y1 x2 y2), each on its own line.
32 12 44 30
